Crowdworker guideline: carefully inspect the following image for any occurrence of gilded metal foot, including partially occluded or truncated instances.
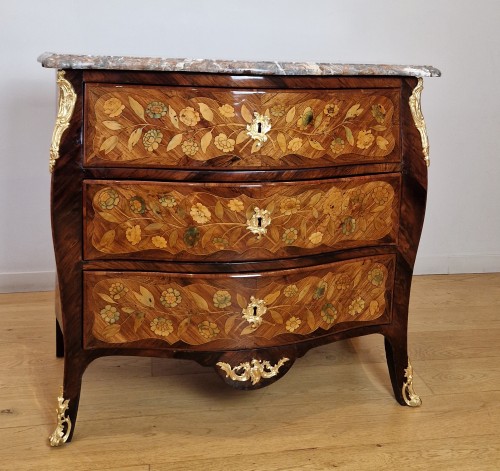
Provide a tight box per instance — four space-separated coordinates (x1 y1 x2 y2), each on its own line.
402 359 422 407
48 392 72 447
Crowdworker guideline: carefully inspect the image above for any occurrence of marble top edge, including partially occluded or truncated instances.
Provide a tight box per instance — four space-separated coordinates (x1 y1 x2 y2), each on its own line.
38 52 441 77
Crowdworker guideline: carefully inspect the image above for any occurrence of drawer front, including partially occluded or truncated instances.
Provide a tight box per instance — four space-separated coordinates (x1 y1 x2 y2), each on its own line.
84 175 400 262
83 254 394 349
84 84 400 169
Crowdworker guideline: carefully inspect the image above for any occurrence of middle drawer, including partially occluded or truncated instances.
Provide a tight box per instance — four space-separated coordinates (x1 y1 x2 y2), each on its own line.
84 174 400 262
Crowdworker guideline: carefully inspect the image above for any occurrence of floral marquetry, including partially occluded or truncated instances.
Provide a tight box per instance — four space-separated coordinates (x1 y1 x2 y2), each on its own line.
84 175 400 261
85 85 400 169
83 255 395 349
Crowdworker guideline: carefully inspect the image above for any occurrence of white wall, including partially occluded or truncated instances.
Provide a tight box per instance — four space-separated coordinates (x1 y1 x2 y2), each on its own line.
1 0 499 292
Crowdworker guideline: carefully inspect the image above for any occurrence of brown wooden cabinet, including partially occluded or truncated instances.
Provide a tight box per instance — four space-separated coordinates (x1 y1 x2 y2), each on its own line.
39 53 440 446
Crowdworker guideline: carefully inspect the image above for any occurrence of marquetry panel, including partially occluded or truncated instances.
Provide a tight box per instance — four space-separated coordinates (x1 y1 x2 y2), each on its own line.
84 84 400 168
84 174 400 261
83 255 394 349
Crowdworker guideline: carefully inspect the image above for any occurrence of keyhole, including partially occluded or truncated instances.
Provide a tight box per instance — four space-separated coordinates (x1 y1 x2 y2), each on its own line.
257 217 262 227
253 306 258 316
257 122 262 133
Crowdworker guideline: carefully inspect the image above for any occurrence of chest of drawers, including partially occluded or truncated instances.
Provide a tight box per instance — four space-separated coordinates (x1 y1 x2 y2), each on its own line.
39 53 440 446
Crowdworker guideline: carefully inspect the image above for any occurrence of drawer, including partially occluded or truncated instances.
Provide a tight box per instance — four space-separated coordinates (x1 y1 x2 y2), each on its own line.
84 174 400 262
83 254 394 350
84 84 401 169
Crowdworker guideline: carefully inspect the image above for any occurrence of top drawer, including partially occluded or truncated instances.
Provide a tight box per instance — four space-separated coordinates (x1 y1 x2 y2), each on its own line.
84 84 401 169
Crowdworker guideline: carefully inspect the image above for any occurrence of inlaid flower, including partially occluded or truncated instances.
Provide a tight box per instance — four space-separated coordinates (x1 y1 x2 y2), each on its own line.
126 225 142 245
271 104 285 117
348 297 365 316
150 317 174 337
228 198 244 212
280 197 300 216
296 107 314 129
213 237 229 250
190 203 211 224
214 133 236 153
143 129 163 152
198 320 220 339
335 274 350 290
341 216 356 235
129 196 147 214
282 227 298 245
330 137 345 154
286 316 302 333
158 194 177 208
100 305 120 324
323 189 346 218
160 288 182 308
288 137 303 152
183 226 200 247
109 282 128 300
323 103 340 117
179 107 201 127
98 189 119 210
349 189 364 209
313 281 327 300
103 97 124 118
321 303 338 324
372 186 390 205
368 265 385 286
152 236 167 248
309 231 323 245
146 101 167 119
371 104 387 124
356 130 375 149
284 284 298 298
181 138 199 156
218 104 235 118
213 290 232 309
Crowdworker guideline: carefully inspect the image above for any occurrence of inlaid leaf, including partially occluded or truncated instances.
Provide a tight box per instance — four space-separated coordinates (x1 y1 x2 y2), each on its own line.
128 128 143 151
358 217 367 231
133 311 145 332
98 211 121 223
251 141 261 154
236 130 249 144
198 103 214 122
306 309 316 330
237 293 247 309
102 120 123 130
270 309 284 324
241 104 253 124
372 125 387 132
98 229 115 248
309 139 325 151
344 126 354 146
312 208 319 219
353 271 363 287
215 201 224 219
98 292 116 304
314 112 323 129
376 136 389 150
277 132 287 153
99 136 118 154
190 291 209 311
345 104 363 119
241 325 258 336
102 324 121 338
371 205 387 213
374 218 386 230
168 106 179 128
224 315 238 334
201 131 212 153
309 192 323 206
264 290 280 305
145 222 163 232
122 307 135 314
129 96 145 120
167 133 183 151
270 226 280 242
178 317 190 336
133 286 155 308
201 226 216 248
169 229 178 247
286 106 296 123
370 300 380 316
300 219 308 238
297 285 309 302
264 108 270 118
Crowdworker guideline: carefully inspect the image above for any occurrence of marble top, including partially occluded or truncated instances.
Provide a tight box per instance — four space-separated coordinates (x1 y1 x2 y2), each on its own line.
38 53 441 78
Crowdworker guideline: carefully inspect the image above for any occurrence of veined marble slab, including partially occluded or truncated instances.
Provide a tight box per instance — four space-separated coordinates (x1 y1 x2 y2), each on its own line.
38 52 441 77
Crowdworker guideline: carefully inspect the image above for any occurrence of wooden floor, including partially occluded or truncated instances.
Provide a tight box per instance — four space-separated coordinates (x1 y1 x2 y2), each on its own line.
1 274 499 470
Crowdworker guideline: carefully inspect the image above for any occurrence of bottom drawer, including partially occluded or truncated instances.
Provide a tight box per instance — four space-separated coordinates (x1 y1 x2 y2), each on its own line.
83 254 395 350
